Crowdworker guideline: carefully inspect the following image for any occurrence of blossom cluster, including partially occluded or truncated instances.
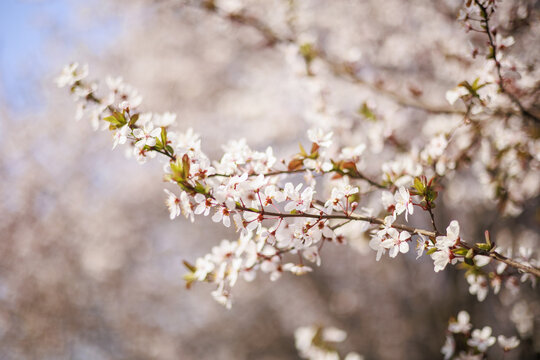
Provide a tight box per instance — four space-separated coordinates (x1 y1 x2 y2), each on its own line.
441 310 520 359
57 61 538 311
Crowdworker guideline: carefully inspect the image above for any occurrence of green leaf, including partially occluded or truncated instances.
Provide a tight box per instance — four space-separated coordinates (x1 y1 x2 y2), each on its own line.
484 230 492 247
477 243 491 251
128 113 139 126
183 272 197 289
452 248 469 256
299 143 308 157
155 137 164 150
413 177 425 193
358 102 377 122
193 182 208 194
310 142 319 158
182 154 191 179
299 43 317 64
183 260 196 272
170 157 186 182
161 127 168 147
103 111 127 129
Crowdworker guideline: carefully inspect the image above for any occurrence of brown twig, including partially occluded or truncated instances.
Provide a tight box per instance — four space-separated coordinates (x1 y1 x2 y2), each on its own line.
210 168 386 189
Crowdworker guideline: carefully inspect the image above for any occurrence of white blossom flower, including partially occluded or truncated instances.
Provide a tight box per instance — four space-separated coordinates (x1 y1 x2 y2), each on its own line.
455 352 482 360
260 254 282 281
416 234 427 259
339 144 366 160
212 205 232 227
193 257 215 281
295 326 317 357
445 86 469 105
211 284 232 309
105 75 123 91
133 123 161 148
243 211 263 232
164 189 181 219
284 183 314 213
175 128 201 156
421 134 448 161
495 33 515 50
194 193 215 216
325 182 359 212
431 247 453 273
112 125 130 149
376 215 395 238
302 246 321 266
381 229 410 258
55 63 89 88
511 301 534 336
283 263 312 275
497 335 520 351
448 311 472 334
178 191 194 222
381 191 394 210
369 216 395 261
216 0 243 13
153 112 177 127
322 327 347 342
474 255 491 267
491 276 502 295
119 101 130 111
133 145 156 164
467 327 496 352
307 128 333 148
344 353 364 360
431 220 460 272
467 274 488 302
393 186 414 221
262 185 286 206
369 234 387 262
438 221 460 247
441 335 455 360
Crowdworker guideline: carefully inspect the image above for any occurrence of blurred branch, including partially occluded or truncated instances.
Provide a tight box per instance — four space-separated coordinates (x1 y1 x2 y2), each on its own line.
474 0 540 124
185 1 465 116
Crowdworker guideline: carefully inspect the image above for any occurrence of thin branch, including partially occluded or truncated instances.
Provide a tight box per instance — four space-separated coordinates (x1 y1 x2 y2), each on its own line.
236 205 540 277
460 241 540 278
210 168 387 189
427 207 439 235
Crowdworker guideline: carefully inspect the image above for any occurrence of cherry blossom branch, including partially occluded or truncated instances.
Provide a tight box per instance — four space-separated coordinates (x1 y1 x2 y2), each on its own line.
237 204 540 277
473 0 540 124
80 79 540 278
57 61 540 311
